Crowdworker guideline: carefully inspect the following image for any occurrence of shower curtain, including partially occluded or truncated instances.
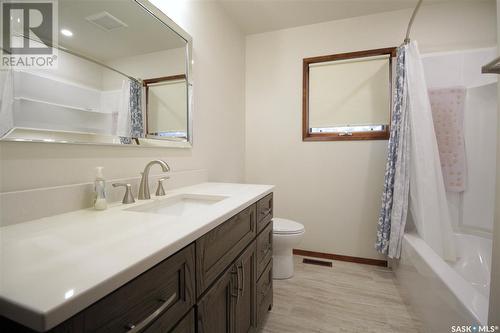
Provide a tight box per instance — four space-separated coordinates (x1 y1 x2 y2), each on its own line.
116 78 144 143
0 69 14 137
376 41 456 261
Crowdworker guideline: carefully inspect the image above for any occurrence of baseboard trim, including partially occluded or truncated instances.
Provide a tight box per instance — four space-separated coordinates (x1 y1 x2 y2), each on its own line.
293 249 387 267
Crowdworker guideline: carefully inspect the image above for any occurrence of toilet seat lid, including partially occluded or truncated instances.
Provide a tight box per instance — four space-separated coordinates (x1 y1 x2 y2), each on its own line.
273 218 305 234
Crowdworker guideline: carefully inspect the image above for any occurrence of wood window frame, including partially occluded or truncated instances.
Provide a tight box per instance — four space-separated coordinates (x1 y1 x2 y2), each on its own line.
302 47 397 142
142 74 186 137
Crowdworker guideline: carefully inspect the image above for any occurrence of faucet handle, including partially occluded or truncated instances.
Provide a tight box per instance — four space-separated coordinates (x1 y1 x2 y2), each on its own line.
112 183 135 204
155 177 169 197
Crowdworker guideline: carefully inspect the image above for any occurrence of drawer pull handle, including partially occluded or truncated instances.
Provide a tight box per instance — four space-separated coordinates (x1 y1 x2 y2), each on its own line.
125 292 177 333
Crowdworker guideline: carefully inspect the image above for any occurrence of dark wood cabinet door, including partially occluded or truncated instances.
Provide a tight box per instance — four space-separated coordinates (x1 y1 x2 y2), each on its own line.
256 259 273 329
233 241 257 333
197 265 236 333
196 205 256 298
170 309 195 333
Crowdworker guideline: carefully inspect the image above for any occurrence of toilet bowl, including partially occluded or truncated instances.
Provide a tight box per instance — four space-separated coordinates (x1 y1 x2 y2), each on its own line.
272 218 305 279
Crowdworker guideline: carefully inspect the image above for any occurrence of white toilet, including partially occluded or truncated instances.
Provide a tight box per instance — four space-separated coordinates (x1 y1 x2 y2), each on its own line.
272 218 305 279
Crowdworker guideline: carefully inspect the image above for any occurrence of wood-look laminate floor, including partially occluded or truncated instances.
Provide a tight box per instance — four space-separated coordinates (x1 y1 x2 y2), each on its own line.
260 255 423 333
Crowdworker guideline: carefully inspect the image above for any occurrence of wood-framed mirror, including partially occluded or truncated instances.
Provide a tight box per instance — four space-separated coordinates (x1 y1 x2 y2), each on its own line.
302 47 397 141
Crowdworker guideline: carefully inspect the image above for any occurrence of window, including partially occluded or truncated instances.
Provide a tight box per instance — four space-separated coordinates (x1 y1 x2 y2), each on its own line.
302 47 396 141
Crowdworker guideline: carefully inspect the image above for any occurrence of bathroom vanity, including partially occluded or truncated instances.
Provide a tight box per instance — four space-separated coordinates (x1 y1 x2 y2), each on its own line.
0 183 274 333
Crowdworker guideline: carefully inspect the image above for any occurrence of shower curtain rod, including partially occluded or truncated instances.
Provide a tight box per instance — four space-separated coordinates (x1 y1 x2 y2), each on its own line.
404 0 423 44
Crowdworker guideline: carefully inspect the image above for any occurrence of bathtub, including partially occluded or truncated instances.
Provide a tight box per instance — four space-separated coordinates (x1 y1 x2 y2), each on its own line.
393 232 491 332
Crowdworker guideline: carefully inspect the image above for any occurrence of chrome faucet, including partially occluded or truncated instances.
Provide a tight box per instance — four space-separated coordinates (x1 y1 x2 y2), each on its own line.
138 160 170 200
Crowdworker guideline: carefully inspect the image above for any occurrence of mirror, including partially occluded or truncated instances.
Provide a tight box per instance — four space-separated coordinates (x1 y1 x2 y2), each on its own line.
302 48 395 141
0 0 192 147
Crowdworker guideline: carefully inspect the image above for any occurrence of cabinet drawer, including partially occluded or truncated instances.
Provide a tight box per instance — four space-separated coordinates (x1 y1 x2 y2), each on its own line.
144 308 195 333
256 259 273 328
196 205 256 297
84 244 195 333
256 221 273 279
256 194 273 233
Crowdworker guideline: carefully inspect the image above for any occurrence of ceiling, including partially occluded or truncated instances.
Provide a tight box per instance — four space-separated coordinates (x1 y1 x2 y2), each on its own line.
217 0 490 35
57 0 186 61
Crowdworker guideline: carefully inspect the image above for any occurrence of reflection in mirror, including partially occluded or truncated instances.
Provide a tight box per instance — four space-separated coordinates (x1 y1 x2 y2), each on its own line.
0 0 192 147
144 75 187 141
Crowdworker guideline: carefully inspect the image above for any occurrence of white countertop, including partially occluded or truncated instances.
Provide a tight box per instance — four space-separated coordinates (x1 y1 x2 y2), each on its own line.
0 182 274 331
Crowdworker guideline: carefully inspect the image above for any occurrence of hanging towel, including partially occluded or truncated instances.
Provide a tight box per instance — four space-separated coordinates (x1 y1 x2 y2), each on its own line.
429 87 466 192
0 69 14 137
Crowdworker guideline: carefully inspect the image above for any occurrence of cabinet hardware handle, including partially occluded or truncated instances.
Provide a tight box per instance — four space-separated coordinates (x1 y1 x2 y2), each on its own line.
239 261 245 298
125 292 177 333
231 266 240 301
237 262 243 302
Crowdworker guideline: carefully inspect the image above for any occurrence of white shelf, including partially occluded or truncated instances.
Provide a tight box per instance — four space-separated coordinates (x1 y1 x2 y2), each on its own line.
14 97 114 115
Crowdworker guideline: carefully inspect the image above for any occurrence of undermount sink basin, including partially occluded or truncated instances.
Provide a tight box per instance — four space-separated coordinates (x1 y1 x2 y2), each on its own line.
125 193 228 216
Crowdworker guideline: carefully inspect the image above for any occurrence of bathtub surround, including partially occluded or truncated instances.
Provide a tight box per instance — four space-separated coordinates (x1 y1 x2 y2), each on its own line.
490 0 500 323
376 46 410 259
422 48 498 236
246 1 496 260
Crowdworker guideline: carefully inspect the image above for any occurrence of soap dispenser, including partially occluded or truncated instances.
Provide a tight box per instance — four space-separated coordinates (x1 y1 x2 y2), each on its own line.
94 166 108 210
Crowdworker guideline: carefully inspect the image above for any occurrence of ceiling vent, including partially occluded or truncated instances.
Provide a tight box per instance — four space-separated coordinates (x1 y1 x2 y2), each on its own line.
85 11 128 31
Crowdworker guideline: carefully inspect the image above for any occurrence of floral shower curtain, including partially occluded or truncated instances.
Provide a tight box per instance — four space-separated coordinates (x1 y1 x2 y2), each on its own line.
376 41 456 261
117 78 144 144
129 79 144 138
375 46 410 258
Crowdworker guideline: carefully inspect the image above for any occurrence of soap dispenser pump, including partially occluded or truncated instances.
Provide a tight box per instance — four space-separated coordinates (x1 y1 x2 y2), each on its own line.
94 166 107 210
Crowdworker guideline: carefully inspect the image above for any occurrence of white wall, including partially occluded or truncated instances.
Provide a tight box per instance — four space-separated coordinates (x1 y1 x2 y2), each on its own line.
245 1 497 260
0 1 246 195
102 47 186 90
